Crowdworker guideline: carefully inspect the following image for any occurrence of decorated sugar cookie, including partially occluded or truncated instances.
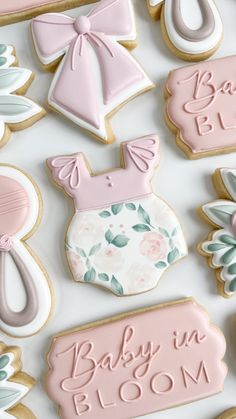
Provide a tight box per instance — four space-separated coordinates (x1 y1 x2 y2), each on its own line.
0 165 52 337
0 44 45 149
46 298 227 419
216 408 236 419
47 135 187 296
165 55 236 159
32 0 154 144
0 341 35 419
147 0 223 61
0 0 95 26
198 168 236 297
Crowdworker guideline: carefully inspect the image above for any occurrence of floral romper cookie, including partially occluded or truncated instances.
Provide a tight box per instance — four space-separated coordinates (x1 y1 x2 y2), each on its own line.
48 135 187 296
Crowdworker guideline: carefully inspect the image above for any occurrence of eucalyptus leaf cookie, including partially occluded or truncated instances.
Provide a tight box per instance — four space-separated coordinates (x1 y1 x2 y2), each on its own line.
47 135 187 296
0 44 45 149
46 298 227 419
198 168 236 297
147 0 223 61
31 0 154 144
0 341 36 419
216 409 236 419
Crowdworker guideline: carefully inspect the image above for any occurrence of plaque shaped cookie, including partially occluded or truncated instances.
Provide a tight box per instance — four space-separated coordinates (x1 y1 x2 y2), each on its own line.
165 56 236 159
0 44 45 149
32 0 154 144
0 165 52 337
0 341 35 419
216 408 236 419
147 0 223 61
0 0 95 26
199 168 236 297
47 135 187 296
46 298 227 419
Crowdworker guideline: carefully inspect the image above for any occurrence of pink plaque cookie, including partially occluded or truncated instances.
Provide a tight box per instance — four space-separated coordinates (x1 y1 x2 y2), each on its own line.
46 298 227 419
165 55 236 159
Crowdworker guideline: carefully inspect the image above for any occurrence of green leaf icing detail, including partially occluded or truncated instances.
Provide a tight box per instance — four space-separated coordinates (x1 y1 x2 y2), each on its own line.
86 259 91 270
229 277 236 292
125 203 136 211
207 243 227 252
228 263 236 275
76 247 87 258
158 227 169 237
111 276 123 295
111 235 129 248
0 388 22 410
132 224 151 232
111 204 123 215
155 261 167 269
0 371 7 381
207 205 236 225
99 211 111 218
98 273 109 282
225 172 236 197
105 229 114 244
89 243 101 256
0 95 34 116
167 248 179 264
138 205 151 225
84 268 96 282
0 57 7 67
0 45 7 55
0 355 9 370
220 247 236 265
219 235 236 245
171 227 178 236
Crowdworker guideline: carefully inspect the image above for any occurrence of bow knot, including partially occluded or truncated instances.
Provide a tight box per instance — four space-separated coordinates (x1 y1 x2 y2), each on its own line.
74 16 91 35
0 235 12 252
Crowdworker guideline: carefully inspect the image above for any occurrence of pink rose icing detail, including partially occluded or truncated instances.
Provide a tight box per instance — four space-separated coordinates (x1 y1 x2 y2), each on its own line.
139 232 168 262
127 264 157 293
94 246 124 273
72 213 105 248
67 252 85 280
0 234 13 252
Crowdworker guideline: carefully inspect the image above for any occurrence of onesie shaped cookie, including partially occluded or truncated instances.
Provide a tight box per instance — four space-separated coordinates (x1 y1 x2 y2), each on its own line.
0 341 35 419
47 135 187 296
0 44 45 149
46 298 227 419
147 0 223 61
199 168 236 298
0 165 52 337
32 0 154 144
165 56 236 159
216 409 236 419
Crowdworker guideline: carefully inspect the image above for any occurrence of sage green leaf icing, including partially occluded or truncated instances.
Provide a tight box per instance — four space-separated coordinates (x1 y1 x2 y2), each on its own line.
0 57 7 67
76 247 86 258
155 261 167 269
206 205 236 225
105 229 114 244
0 95 34 116
219 235 236 245
99 211 111 218
0 355 9 369
86 259 91 270
225 171 236 198
207 243 227 252
111 235 129 248
228 263 236 275
89 243 101 256
229 277 236 292
0 45 7 55
0 69 29 92
0 371 7 381
111 276 123 295
159 227 169 237
138 205 151 225
132 224 151 232
111 204 123 215
167 248 179 264
84 268 96 282
125 203 136 210
0 388 22 410
171 227 178 236
220 247 236 265
98 273 109 282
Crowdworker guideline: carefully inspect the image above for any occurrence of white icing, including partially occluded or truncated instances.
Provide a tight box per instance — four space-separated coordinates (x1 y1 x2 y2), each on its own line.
0 46 15 69
164 0 223 54
0 68 32 94
0 166 52 337
149 0 163 6
220 168 236 201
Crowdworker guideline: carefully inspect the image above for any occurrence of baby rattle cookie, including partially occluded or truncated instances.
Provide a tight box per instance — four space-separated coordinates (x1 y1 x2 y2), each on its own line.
46 298 227 419
0 341 36 419
216 409 236 419
165 55 236 159
147 0 223 61
32 0 154 144
47 135 187 296
0 44 45 149
198 168 236 298
0 164 52 337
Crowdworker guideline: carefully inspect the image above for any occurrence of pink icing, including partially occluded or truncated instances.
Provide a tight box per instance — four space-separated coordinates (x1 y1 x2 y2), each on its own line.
32 0 145 130
0 176 29 236
47 136 159 211
0 0 59 15
166 56 236 156
46 298 227 419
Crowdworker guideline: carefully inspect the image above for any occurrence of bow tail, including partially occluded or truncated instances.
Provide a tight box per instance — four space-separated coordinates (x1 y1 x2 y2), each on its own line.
49 43 100 129
93 35 148 105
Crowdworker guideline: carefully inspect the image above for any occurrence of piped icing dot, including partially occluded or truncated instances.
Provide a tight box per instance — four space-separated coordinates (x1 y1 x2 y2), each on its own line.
0 176 29 236
74 16 91 35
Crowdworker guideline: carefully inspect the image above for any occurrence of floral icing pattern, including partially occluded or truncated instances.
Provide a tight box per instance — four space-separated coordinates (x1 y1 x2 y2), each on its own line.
48 135 187 296
0 342 35 419
200 168 236 296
